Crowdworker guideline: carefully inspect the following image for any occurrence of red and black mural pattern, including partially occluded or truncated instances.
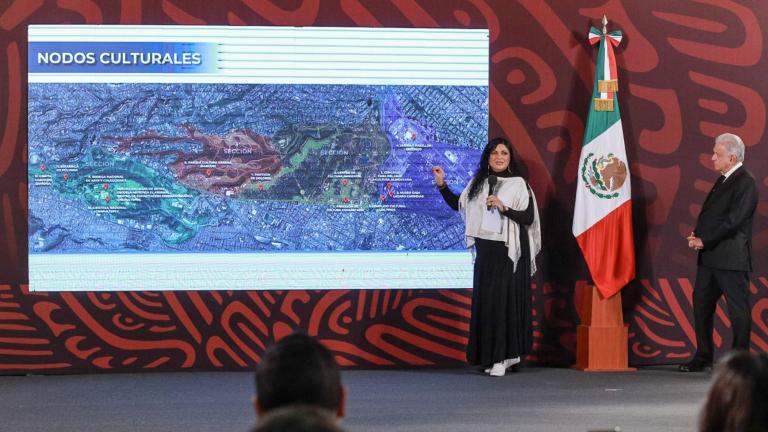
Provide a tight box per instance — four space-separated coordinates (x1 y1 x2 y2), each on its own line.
0 0 766 372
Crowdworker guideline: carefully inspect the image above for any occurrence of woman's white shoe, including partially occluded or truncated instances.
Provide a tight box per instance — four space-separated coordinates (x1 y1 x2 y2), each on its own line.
489 361 506 376
485 357 521 374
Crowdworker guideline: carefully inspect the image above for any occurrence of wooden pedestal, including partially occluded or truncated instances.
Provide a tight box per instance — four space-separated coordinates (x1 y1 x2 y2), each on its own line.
574 284 635 372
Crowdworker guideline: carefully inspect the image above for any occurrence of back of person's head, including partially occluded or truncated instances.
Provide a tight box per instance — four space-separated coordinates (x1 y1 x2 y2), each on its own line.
700 350 768 432
254 332 344 417
251 405 345 432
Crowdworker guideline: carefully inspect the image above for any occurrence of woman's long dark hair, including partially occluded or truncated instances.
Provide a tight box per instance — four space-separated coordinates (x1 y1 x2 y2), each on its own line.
467 137 521 200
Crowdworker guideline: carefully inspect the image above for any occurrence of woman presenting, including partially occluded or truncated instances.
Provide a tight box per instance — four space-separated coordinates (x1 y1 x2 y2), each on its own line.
432 137 541 377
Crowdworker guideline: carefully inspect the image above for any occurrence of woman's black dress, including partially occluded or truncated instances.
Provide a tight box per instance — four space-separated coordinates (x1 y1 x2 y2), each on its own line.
439 180 533 367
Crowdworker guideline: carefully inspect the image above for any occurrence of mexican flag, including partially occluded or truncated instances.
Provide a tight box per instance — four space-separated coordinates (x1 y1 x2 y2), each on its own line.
572 25 636 298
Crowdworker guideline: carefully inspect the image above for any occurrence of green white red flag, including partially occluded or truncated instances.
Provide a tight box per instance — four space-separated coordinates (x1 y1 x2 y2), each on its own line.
572 25 636 298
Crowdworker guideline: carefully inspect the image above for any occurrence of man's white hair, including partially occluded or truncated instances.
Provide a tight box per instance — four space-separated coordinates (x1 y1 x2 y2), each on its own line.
715 133 745 162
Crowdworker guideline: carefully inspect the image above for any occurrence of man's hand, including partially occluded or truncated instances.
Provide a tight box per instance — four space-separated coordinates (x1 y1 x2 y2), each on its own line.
687 232 704 250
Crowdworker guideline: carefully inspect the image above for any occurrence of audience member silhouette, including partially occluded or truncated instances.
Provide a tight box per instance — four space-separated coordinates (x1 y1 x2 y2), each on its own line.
251 405 345 432
253 332 345 419
699 350 768 432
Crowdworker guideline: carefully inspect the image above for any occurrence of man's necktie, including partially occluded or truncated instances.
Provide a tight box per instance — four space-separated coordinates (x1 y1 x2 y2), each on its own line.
703 175 725 206
713 175 725 190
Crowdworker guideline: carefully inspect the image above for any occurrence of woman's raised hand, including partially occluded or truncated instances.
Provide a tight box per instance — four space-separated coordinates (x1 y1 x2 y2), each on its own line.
431 166 446 187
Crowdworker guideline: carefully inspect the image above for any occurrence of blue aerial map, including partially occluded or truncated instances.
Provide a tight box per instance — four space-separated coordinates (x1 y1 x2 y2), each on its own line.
28 83 487 254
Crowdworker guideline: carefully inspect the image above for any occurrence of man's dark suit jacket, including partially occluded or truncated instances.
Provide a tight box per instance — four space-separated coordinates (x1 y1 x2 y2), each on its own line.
695 166 758 271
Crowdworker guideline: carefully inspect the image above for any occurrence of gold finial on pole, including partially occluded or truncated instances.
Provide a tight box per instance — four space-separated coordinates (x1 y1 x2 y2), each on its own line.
602 15 608 34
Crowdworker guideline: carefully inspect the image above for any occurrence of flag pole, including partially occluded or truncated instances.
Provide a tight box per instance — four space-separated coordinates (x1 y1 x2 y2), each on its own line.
573 15 635 372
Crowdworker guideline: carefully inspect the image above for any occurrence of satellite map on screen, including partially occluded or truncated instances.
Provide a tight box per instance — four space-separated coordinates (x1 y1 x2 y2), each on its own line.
28 83 487 254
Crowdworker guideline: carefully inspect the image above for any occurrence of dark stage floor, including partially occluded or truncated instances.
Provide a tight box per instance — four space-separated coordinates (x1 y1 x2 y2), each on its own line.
0 366 712 432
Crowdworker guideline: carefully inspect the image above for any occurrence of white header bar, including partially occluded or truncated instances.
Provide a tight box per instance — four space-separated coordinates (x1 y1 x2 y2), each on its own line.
28 25 489 86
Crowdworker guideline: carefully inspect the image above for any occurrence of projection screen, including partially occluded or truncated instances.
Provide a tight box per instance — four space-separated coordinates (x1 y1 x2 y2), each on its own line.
27 25 489 291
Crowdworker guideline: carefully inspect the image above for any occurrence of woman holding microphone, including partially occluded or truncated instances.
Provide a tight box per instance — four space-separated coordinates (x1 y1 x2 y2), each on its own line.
432 137 541 377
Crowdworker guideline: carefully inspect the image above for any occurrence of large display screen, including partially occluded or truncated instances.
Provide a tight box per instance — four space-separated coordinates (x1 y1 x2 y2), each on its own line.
27 25 489 291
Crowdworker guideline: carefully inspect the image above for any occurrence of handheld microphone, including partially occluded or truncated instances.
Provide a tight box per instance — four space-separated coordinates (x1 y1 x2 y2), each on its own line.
487 175 497 210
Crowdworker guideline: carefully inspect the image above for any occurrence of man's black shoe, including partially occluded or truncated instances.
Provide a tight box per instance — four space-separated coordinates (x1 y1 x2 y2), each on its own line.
678 361 712 372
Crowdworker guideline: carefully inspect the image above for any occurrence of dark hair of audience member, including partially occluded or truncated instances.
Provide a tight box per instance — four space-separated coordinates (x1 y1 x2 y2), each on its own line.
699 350 768 432
251 405 344 432
254 332 344 416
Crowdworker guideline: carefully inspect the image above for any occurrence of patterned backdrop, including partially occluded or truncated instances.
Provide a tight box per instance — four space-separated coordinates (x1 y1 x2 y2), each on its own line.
0 0 766 373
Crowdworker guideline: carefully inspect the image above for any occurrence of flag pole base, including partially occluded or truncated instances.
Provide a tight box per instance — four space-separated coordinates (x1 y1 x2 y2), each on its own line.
573 284 635 372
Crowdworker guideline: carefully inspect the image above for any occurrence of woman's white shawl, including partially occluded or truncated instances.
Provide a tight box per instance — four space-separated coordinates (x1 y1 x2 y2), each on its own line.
458 176 542 274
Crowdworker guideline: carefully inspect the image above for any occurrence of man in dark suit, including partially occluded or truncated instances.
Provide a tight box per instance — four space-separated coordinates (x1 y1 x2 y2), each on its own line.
681 133 758 372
